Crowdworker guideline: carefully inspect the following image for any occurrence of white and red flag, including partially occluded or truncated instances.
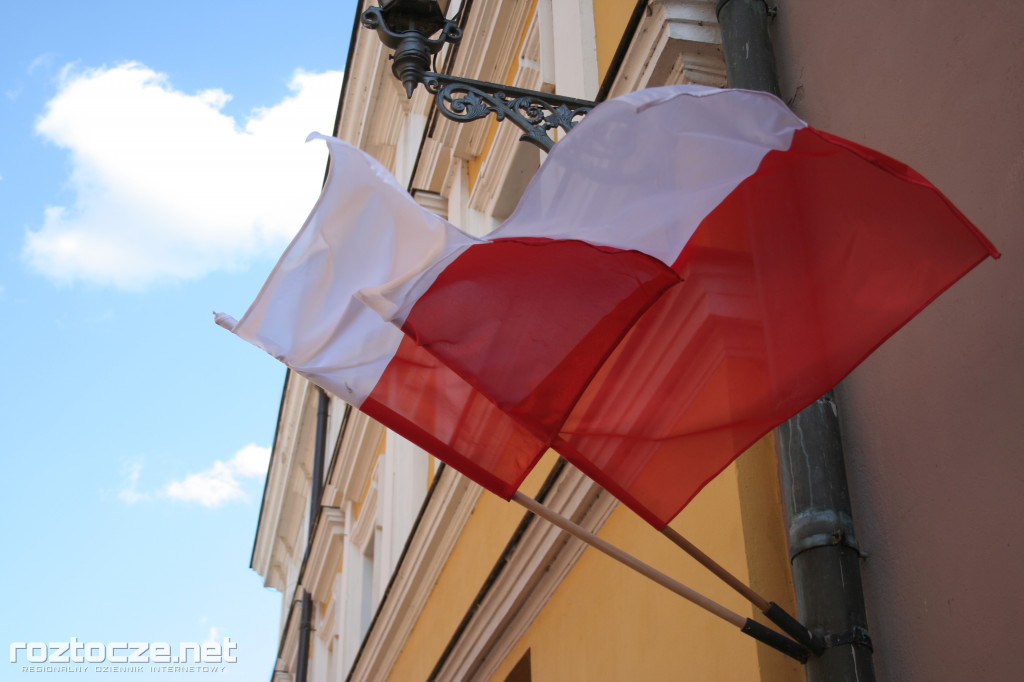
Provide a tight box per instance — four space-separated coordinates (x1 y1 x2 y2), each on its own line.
217 85 998 528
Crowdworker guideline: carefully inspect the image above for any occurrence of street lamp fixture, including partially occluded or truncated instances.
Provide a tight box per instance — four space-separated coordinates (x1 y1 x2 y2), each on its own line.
361 0 596 151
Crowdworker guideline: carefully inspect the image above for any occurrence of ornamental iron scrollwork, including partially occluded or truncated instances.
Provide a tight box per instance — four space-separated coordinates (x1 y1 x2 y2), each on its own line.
361 2 596 150
423 73 594 152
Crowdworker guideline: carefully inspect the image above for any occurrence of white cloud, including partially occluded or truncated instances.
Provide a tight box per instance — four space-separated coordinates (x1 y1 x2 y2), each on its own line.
28 53 57 75
116 445 270 508
25 62 343 289
163 461 245 508
118 460 149 504
229 443 272 478
162 444 271 508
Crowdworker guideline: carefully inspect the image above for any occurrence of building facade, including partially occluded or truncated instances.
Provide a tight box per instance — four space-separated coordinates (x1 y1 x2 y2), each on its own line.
250 2 1022 680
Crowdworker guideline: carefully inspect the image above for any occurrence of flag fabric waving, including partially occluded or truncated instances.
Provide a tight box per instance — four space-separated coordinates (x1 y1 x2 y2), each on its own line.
217 85 998 529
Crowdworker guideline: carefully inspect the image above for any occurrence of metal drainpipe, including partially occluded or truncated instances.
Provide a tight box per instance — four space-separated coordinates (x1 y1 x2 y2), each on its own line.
297 388 330 682
715 2 875 680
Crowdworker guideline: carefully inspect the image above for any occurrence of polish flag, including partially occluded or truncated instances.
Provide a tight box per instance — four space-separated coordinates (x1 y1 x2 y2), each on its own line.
217 85 998 528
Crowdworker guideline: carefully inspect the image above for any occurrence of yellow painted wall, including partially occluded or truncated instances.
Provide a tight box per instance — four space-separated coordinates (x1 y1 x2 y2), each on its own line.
593 0 636 84
737 434 802 682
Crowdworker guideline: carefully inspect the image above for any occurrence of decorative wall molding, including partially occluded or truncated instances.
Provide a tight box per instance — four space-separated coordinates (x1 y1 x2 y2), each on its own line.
301 506 346 603
607 0 726 98
432 467 619 682
346 468 483 682
412 0 536 196
319 594 337 646
253 374 318 592
273 598 301 681
467 11 545 220
350 468 379 552
548 0 600 99
412 190 449 219
326 410 384 508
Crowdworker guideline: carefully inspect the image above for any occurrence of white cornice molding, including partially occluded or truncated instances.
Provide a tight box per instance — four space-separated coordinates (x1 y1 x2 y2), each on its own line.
253 375 318 591
252 373 303 577
468 14 545 218
350 468 379 551
459 0 530 82
453 0 535 160
346 468 483 682
518 6 552 92
549 0 600 99
411 136 452 193
339 4 391 145
276 598 302 679
410 1 552 195
318 590 337 645
432 467 618 682
326 410 384 508
421 0 536 167
607 0 725 98
412 190 449 219
340 16 413 167
300 506 346 603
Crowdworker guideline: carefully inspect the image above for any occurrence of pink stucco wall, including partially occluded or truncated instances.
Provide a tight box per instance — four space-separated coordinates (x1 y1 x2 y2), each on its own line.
771 2 1024 679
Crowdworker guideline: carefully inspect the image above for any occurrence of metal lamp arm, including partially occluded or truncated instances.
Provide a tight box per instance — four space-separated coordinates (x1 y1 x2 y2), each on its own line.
423 72 595 152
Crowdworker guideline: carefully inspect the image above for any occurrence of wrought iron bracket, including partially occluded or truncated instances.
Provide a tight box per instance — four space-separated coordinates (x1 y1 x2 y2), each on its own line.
422 72 595 152
360 3 595 151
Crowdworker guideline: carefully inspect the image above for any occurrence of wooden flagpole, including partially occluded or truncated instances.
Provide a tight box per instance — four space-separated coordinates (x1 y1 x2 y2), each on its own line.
661 526 768 610
512 491 808 662
660 526 824 654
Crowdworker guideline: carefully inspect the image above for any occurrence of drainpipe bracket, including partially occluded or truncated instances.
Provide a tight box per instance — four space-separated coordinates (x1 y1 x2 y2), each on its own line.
716 0 778 20
789 530 866 560
787 510 867 560
823 626 874 652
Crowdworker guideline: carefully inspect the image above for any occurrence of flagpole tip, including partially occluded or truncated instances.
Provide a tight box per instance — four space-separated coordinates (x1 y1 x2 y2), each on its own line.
213 311 238 332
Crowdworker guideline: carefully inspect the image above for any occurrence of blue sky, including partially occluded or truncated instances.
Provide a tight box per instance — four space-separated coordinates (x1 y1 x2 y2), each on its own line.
1 2 357 679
